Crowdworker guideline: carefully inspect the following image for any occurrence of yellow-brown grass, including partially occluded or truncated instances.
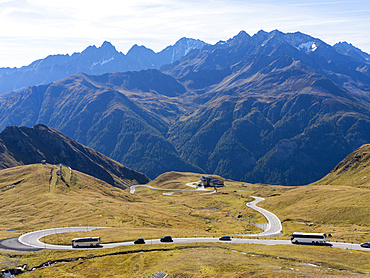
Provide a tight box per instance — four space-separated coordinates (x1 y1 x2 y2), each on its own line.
1 243 369 277
1 164 369 277
262 184 370 243
0 164 138 239
0 166 265 241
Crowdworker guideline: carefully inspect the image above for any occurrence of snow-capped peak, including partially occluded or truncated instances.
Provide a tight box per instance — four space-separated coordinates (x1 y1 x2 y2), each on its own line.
296 41 317 53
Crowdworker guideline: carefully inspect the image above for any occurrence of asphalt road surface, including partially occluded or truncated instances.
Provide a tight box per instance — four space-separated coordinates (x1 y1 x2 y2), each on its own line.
240 196 283 237
0 237 42 252
129 184 213 194
18 227 110 250
14 227 369 252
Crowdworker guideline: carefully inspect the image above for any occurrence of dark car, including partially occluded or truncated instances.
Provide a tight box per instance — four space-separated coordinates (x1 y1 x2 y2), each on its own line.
219 236 231 241
360 242 370 248
160 236 173 242
134 238 145 244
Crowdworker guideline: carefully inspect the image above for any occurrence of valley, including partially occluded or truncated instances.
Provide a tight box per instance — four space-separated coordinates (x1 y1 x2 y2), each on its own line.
0 149 369 276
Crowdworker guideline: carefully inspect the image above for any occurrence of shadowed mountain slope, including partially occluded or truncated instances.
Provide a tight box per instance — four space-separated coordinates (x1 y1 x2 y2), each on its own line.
164 30 370 185
0 124 149 188
0 72 201 179
0 30 369 185
314 144 370 187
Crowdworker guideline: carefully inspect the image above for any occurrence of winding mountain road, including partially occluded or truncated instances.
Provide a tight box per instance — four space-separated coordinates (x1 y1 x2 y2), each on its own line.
130 185 281 236
241 196 283 237
129 184 214 194
1 186 367 252
14 227 369 252
18 227 110 250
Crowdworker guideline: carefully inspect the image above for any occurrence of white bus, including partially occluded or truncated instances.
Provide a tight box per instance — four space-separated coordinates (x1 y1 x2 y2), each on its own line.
290 232 327 244
71 237 101 248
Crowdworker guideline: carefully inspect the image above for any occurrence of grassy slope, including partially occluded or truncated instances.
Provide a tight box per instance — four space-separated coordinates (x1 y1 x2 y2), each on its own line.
261 144 370 243
0 166 268 241
0 163 369 276
0 164 139 239
44 172 271 245
1 243 368 277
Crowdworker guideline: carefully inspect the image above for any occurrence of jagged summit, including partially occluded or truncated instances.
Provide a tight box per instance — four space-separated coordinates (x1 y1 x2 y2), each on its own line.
126 44 155 56
101 40 117 50
334 41 370 63
0 37 207 94
160 37 208 63
226 30 251 46
250 30 321 54
1 30 368 96
232 30 250 39
172 37 207 54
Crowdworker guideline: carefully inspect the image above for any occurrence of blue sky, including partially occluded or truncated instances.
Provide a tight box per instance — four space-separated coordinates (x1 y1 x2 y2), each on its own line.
0 0 369 67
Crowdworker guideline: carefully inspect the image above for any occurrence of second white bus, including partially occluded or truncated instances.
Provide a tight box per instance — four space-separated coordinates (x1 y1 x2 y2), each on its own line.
71 237 101 248
290 232 327 244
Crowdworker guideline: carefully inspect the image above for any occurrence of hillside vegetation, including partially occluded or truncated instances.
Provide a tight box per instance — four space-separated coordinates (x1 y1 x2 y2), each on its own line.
0 164 139 239
1 149 369 243
261 144 370 243
0 165 265 241
1 243 369 277
0 146 369 277
45 166 369 245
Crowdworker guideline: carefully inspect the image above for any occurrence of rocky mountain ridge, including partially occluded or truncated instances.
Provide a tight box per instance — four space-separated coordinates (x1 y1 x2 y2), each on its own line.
0 30 369 185
0 38 207 94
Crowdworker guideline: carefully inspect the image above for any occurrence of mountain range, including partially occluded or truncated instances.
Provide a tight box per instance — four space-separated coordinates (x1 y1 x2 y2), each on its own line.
0 30 369 185
0 124 149 188
0 38 207 94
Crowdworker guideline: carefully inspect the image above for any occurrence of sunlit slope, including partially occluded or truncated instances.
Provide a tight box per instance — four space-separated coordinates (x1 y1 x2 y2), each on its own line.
1 168 369 277
0 165 264 241
261 144 370 242
1 164 197 240
0 164 140 238
1 144 369 244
